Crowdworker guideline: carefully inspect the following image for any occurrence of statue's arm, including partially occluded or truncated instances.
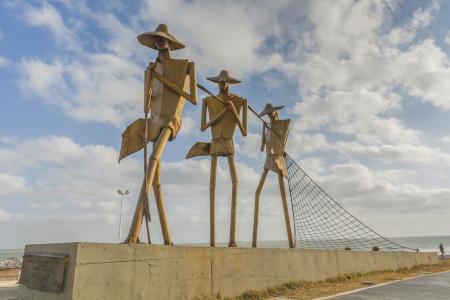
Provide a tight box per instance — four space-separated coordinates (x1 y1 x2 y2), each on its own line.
144 62 155 113
230 100 246 137
150 60 196 105
260 124 266 152
186 62 198 105
200 98 208 131
202 106 228 131
241 100 248 137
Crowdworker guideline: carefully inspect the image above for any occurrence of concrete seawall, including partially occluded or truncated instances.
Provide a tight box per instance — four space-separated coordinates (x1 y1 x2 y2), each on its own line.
17 243 438 299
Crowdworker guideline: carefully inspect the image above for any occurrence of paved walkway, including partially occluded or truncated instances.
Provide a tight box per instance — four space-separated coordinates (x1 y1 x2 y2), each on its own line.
3 272 450 300
0 284 17 300
330 271 450 299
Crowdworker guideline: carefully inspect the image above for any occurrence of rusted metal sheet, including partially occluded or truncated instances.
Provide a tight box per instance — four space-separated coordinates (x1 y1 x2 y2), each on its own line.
19 252 68 293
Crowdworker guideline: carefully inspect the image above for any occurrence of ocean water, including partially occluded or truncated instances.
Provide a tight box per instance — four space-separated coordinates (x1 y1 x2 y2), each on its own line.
390 235 450 253
1 235 448 260
0 249 23 261
188 236 450 253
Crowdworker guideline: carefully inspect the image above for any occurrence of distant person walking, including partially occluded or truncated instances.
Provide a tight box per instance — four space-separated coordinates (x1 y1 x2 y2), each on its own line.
439 243 445 257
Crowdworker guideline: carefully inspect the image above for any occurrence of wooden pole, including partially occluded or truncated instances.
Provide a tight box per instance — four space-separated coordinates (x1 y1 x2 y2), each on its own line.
228 155 238 247
252 169 268 248
278 174 294 248
210 156 217 247
153 160 172 245
142 63 154 244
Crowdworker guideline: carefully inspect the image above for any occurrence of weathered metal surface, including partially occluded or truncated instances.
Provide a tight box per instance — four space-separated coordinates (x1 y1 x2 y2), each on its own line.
186 71 248 248
19 252 68 293
122 24 198 244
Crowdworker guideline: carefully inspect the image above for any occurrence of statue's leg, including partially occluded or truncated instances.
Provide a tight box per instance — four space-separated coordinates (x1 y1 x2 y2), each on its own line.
153 160 172 245
227 155 239 247
210 156 217 247
278 174 294 248
252 168 269 248
126 127 171 244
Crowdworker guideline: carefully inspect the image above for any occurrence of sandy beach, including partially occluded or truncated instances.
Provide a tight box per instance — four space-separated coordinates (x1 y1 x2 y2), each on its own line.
0 268 20 283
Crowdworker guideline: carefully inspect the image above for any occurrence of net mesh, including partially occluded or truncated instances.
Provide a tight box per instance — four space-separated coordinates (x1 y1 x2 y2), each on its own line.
284 154 415 252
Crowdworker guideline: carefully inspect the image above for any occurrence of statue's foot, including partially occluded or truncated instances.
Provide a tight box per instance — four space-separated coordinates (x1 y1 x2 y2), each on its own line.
125 237 141 244
228 241 237 247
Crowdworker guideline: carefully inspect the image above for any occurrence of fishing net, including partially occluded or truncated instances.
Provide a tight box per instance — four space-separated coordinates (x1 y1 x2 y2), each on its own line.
284 154 415 252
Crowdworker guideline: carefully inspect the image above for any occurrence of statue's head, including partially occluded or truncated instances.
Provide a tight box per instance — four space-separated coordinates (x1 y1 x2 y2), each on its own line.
218 81 230 92
207 70 241 92
258 103 285 120
137 24 185 51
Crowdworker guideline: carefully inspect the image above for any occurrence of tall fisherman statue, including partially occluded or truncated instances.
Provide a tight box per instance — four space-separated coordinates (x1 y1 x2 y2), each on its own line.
118 24 197 244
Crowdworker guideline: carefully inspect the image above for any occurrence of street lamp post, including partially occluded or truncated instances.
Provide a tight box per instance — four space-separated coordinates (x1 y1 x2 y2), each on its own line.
117 189 130 243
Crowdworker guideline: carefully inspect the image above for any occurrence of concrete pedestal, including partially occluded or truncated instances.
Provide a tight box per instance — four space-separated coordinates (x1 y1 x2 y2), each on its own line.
17 243 438 300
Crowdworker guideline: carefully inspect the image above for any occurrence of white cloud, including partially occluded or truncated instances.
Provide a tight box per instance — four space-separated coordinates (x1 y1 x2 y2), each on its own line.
332 117 419 145
291 90 411 144
332 141 450 165
0 173 28 196
19 58 67 101
0 135 292 245
97 13 146 59
16 3 145 127
388 1 439 45
297 157 326 178
286 132 328 157
0 135 137 206
235 132 265 160
0 56 8 68
272 0 450 150
0 209 12 223
17 0 449 133
16 0 297 127
257 0 450 175
23 2 79 51
19 54 142 127
445 31 450 46
393 39 450 110
7 0 450 246
317 161 450 215
139 0 297 77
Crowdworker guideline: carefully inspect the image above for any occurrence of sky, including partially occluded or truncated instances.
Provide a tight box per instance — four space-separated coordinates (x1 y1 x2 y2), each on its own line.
1 0 450 249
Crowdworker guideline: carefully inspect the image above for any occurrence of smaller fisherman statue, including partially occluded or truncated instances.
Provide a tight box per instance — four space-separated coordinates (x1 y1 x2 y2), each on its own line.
252 103 294 248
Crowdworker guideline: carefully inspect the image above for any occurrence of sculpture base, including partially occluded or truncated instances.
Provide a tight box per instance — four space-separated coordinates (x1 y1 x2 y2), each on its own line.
17 243 438 300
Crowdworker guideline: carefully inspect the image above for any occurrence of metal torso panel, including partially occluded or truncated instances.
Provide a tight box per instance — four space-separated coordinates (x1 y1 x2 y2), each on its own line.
267 119 290 155
206 94 244 140
149 58 190 140
263 118 290 176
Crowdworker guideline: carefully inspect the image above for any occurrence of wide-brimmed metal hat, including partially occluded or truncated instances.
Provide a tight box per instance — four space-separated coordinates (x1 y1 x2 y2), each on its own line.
207 70 241 84
137 24 185 50
258 103 285 117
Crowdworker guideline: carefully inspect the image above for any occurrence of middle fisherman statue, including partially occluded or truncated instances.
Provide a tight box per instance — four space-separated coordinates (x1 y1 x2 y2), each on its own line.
186 70 248 247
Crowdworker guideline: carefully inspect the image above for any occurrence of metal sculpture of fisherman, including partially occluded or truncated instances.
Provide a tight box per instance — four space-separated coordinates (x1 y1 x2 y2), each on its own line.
252 103 294 248
186 70 247 247
119 24 197 244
